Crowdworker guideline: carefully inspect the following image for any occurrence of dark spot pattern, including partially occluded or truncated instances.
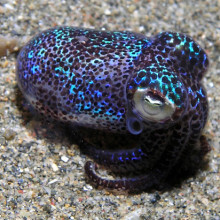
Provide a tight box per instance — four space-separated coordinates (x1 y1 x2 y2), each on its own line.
17 27 210 193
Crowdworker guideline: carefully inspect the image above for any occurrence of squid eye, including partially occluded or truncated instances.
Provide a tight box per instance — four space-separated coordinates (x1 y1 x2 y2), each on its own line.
133 89 175 122
143 92 165 116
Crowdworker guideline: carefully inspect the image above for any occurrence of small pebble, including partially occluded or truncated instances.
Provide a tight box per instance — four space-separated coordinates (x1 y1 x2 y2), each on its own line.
150 192 161 204
51 162 59 172
0 136 6 145
122 208 143 220
3 129 16 140
48 179 59 185
61 155 69 163
127 5 136 13
42 204 52 214
104 9 111 15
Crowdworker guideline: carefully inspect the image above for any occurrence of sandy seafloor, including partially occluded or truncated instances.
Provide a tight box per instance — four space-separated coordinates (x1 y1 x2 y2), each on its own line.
0 0 219 219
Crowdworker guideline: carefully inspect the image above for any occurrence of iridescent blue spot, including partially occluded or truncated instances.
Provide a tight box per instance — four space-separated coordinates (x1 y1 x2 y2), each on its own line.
94 90 102 98
38 48 46 57
198 88 205 98
84 102 91 110
70 85 76 94
28 51 34 59
31 65 39 75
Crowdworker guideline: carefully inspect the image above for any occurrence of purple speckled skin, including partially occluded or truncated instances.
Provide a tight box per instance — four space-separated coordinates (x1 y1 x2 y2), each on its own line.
17 27 210 192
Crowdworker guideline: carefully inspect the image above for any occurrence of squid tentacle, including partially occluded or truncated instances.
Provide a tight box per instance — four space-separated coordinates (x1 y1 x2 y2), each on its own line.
77 128 172 174
85 120 191 192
